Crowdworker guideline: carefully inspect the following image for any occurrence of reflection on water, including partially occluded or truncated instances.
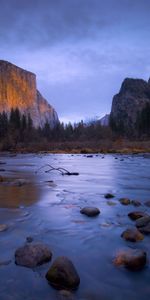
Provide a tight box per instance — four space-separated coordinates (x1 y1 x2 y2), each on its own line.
0 153 150 300
0 176 41 208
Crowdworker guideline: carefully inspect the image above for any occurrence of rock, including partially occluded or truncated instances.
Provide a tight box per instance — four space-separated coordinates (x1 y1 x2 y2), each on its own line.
119 198 131 205
0 176 4 182
0 60 59 128
110 77 150 136
136 216 150 234
12 179 29 186
121 228 144 242
0 161 6 165
128 211 148 221
107 201 116 206
0 260 11 266
144 200 150 207
104 193 115 199
114 249 147 271
131 200 141 207
46 256 80 290
26 236 34 243
136 216 150 228
0 224 8 232
59 290 74 299
15 243 52 268
80 207 100 217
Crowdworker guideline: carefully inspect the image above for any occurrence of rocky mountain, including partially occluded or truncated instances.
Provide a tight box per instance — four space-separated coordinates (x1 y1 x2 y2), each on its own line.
0 60 59 128
99 114 110 126
110 78 150 135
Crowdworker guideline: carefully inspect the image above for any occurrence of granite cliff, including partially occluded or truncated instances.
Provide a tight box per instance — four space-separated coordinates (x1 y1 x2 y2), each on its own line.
0 60 59 128
110 78 150 135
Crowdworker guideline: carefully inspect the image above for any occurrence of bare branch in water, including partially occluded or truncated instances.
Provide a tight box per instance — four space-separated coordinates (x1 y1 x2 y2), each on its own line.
35 164 79 176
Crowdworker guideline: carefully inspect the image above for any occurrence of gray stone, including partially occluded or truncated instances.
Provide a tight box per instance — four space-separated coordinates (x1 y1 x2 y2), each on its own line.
15 243 52 268
121 228 144 242
46 256 80 290
114 249 147 271
80 207 100 217
128 211 148 221
136 216 150 234
119 198 131 205
0 224 8 232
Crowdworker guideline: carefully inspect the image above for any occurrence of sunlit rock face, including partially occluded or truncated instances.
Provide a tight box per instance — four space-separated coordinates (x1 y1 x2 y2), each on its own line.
110 78 150 135
0 60 59 127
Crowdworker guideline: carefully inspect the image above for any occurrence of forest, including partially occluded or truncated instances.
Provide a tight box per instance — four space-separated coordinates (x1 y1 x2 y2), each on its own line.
0 105 150 151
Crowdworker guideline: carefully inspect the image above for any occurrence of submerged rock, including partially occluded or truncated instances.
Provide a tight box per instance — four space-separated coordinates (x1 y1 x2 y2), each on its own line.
46 256 80 290
104 193 115 199
136 216 150 234
12 179 29 186
80 207 100 217
131 200 141 207
114 249 147 271
128 211 148 221
121 228 144 242
0 176 4 182
144 200 150 207
15 243 52 268
0 224 8 232
26 236 34 243
119 198 131 205
59 290 74 299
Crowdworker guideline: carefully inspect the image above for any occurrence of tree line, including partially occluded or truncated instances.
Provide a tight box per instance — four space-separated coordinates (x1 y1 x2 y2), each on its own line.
0 108 112 150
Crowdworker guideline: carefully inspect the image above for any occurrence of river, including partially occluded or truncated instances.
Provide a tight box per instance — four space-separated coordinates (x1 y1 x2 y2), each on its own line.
0 153 150 300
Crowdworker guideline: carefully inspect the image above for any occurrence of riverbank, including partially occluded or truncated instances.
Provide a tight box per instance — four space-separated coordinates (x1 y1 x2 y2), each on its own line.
2 140 150 154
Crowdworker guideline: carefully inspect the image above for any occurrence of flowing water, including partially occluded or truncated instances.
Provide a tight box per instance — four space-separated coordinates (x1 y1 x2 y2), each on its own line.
0 153 150 300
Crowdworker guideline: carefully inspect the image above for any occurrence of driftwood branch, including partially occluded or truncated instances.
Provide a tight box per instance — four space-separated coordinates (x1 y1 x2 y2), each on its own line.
36 164 79 176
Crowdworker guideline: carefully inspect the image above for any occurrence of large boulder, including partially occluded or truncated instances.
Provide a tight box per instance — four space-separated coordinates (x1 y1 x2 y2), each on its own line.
46 256 80 290
80 207 100 217
15 243 52 268
128 211 149 221
114 249 147 271
136 216 150 234
121 228 144 242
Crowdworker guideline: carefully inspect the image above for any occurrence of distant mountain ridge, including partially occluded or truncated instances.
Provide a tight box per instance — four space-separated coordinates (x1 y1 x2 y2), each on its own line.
0 60 59 128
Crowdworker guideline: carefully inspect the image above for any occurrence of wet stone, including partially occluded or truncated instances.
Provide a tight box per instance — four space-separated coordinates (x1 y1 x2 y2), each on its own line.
104 193 115 199
0 224 8 232
46 256 80 290
144 200 150 207
59 290 74 299
114 249 147 271
80 207 100 217
136 216 150 234
131 200 141 207
121 228 144 242
26 236 34 243
128 211 148 221
12 179 29 187
119 198 131 205
15 243 52 268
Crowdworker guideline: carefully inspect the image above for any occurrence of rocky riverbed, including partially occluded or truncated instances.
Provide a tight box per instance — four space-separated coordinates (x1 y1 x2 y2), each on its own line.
0 153 150 300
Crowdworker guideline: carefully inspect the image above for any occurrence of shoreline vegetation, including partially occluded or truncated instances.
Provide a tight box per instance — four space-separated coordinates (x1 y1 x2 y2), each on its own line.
1 140 150 154
0 108 150 154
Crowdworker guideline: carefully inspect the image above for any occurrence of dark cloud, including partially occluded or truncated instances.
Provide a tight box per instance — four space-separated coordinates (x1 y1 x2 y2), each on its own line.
0 0 150 122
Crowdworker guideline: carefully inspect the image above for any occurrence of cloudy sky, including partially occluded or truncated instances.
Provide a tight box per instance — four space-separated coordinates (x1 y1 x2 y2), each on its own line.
0 0 150 123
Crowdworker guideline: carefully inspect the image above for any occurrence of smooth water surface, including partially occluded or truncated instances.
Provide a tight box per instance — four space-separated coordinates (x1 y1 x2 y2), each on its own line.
0 153 150 300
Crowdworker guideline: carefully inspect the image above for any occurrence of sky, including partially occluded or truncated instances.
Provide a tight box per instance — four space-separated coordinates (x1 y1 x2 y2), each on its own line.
0 0 150 123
